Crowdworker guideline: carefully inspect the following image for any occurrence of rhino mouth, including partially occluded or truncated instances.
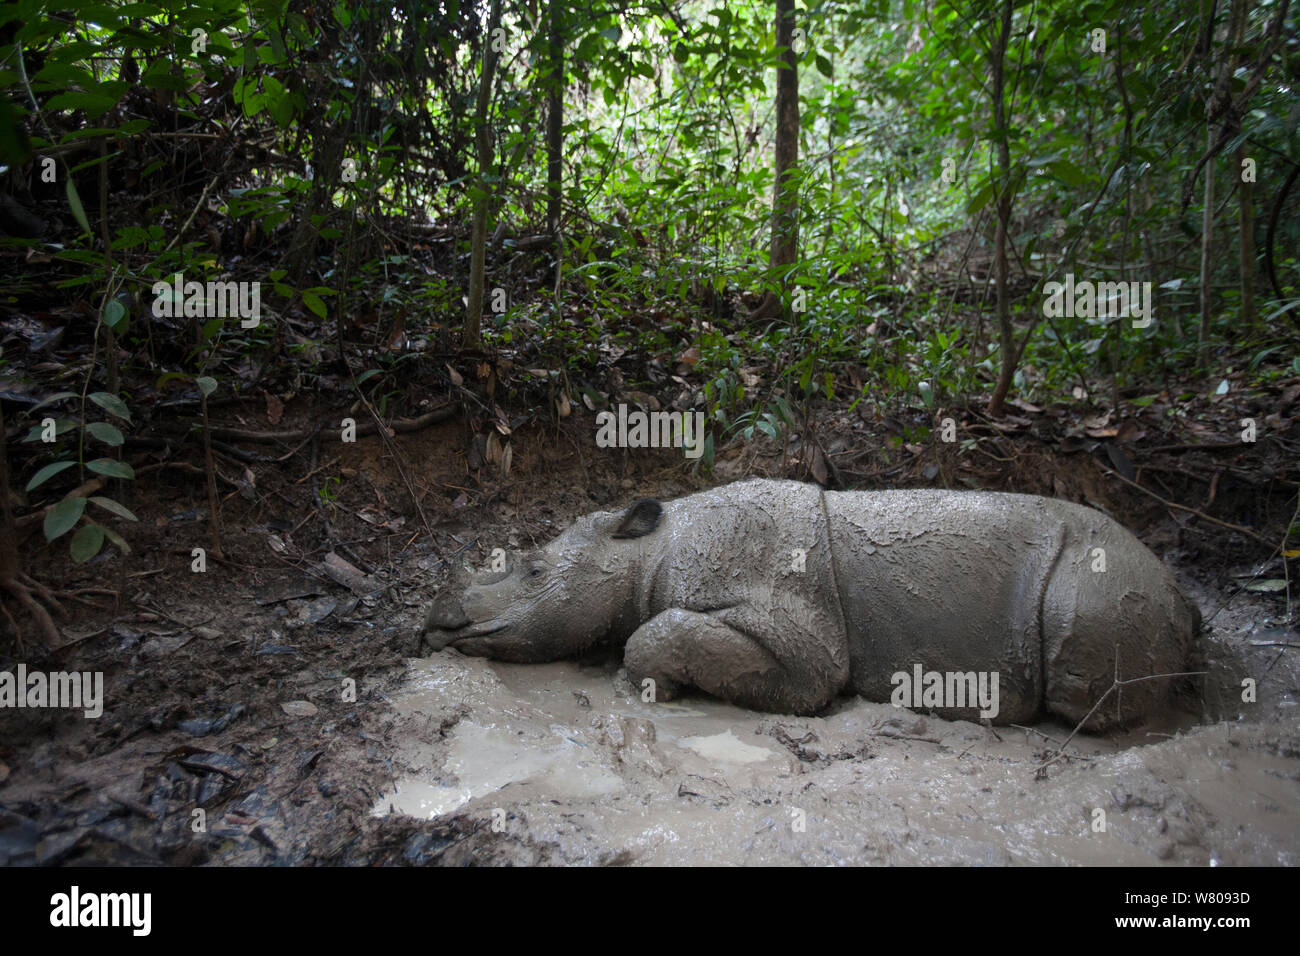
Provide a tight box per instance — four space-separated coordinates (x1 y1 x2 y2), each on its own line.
436 620 509 647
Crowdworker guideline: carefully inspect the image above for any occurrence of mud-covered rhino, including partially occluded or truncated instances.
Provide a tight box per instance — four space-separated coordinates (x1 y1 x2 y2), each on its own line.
424 480 1199 729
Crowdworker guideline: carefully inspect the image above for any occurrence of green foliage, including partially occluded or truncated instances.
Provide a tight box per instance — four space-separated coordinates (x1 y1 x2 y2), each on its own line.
317 475 342 505
25 390 138 563
3 0 1295 473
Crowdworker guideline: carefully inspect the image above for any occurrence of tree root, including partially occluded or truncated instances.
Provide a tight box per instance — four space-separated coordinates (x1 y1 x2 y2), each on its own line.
0 572 65 649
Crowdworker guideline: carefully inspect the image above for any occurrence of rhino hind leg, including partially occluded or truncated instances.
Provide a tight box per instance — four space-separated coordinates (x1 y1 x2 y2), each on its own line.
623 608 840 715
1041 537 1198 732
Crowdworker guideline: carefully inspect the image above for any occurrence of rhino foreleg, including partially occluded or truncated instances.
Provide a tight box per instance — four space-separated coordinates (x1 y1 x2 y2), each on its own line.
623 608 840 715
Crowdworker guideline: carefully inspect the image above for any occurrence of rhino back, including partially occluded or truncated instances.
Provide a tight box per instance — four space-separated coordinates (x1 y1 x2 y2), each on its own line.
824 489 1196 724
825 490 1073 719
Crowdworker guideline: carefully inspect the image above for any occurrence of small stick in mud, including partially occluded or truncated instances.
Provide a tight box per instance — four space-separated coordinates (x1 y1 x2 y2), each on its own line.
1033 664 1207 779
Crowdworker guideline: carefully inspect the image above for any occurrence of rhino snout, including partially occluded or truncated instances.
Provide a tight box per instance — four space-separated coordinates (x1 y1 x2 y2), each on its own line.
422 581 516 653
424 590 470 636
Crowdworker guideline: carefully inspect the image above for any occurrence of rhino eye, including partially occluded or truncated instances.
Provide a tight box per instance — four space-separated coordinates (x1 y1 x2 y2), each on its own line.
529 566 543 578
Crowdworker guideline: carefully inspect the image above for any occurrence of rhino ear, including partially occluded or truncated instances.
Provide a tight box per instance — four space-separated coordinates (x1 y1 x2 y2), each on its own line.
610 499 663 539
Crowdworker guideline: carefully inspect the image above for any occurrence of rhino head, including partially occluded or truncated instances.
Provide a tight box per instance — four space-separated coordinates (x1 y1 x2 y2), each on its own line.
422 498 663 662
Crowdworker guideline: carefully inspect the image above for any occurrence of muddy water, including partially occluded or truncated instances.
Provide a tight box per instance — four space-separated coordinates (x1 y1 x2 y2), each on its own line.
372 652 1300 865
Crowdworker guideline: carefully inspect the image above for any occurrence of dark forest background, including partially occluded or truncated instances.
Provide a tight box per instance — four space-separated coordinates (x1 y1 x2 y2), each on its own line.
1 0 1298 645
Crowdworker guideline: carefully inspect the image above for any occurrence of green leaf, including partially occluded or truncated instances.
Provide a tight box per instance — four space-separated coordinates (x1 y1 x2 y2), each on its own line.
302 290 327 319
155 371 191 390
0 98 28 166
1249 345 1284 371
353 369 382 386
70 523 105 562
919 380 934 407
104 297 127 331
85 421 125 445
267 83 295 127
32 391 79 410
89 496 138 521
965 178 994 215
26 460 76 491
66 178 91 235
87 458 135 479
23 419 75 443
100 523 132 554
1265 298 1300 321
34 63 95 87
44 496 87 541
46 90 118 118
88 391 131 421
196 376 218 397
1047 159 1088 186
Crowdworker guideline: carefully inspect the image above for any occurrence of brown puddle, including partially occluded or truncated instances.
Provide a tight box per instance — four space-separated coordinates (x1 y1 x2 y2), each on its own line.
368 646 1300 866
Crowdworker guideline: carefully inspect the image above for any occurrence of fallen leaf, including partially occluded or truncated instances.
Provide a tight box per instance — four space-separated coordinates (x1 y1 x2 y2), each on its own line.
1007 397 1042 414
811 446 828 485
1244 579 1288 593
264 391 284 426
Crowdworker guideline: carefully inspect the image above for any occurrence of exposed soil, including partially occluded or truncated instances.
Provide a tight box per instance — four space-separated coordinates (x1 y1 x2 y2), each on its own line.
1 405 1297 866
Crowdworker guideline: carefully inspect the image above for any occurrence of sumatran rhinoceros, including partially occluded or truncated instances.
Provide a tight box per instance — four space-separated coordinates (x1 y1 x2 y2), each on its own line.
423 480 1199 730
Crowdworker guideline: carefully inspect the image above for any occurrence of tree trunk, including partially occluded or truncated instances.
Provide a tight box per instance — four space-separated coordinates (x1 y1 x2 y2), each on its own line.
547 0 564 255
749 0 800 323
1237 144 1256 330
465 0 503 349
1230 0 1256 330
986 0 1016 418
1198 126 1214 365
